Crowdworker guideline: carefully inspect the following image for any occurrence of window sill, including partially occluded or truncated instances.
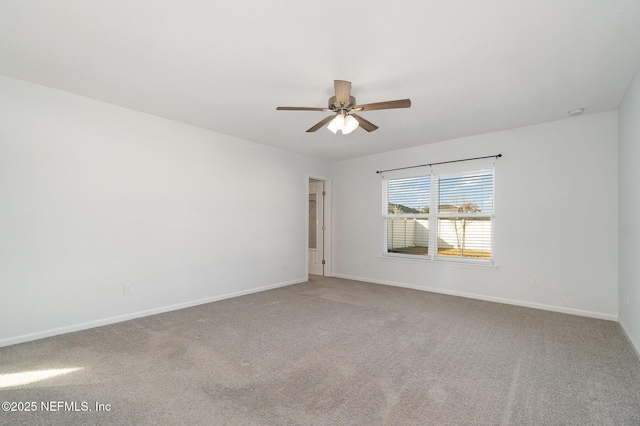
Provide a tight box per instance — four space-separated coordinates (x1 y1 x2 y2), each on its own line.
379 253 498 270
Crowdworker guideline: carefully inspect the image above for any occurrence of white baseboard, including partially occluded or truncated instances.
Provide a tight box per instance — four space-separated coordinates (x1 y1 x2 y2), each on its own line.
618 318 640 362
0 277 307 348
331 273 618 321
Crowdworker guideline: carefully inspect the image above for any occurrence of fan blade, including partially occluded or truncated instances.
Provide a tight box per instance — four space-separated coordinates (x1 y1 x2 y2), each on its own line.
355 99 411 111
351 114 378 132
334 80 352 106
277 107 327 111
306 115 336 132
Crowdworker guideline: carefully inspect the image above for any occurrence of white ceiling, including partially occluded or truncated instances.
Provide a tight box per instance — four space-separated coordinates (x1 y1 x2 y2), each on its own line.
2 1 640 162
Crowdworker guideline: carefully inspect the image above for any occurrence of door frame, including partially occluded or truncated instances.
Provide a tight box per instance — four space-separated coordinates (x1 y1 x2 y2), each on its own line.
307 175 331 277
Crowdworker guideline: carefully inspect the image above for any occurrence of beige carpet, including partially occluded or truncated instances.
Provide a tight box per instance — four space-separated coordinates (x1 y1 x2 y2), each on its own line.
1 276 639 425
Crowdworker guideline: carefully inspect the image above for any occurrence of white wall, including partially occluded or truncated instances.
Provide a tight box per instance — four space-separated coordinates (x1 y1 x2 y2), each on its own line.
619 66 640 356
331 112 619 319
0 76 329 346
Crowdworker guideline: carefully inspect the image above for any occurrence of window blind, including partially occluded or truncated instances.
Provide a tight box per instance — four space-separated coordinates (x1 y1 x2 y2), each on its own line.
382 162 495 264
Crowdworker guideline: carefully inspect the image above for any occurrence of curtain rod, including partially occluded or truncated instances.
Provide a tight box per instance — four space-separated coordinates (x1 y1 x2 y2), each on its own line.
376 154 502 174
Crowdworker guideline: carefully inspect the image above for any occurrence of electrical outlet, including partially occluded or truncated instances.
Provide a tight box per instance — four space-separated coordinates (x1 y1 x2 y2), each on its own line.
124 284 133 295
532 276 539 286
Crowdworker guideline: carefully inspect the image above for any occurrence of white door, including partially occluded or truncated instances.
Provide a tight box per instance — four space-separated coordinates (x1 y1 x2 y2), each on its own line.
308 180 324 276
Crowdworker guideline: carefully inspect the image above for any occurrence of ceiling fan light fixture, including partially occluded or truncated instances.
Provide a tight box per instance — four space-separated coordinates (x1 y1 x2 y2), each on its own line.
327 114 344 134
277 80 412 134
342 115 359 134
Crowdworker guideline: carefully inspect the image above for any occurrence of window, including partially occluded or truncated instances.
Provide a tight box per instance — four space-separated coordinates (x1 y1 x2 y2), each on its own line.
382 161 495 265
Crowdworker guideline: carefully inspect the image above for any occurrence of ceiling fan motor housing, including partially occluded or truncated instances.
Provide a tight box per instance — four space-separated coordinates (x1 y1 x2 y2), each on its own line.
329 95 356 110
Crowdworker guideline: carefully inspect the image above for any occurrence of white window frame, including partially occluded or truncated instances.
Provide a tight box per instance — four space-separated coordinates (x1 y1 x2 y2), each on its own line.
382 159 496 266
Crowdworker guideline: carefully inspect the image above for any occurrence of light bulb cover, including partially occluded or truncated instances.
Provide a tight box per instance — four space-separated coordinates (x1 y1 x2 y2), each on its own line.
327 114 344 134
342 115 359 134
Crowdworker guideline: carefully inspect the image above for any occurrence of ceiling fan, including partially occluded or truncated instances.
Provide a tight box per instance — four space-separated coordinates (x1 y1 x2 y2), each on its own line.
276 80 411 134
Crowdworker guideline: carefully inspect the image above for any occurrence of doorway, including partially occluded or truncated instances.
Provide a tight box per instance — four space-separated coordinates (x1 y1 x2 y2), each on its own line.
308 179 325 276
